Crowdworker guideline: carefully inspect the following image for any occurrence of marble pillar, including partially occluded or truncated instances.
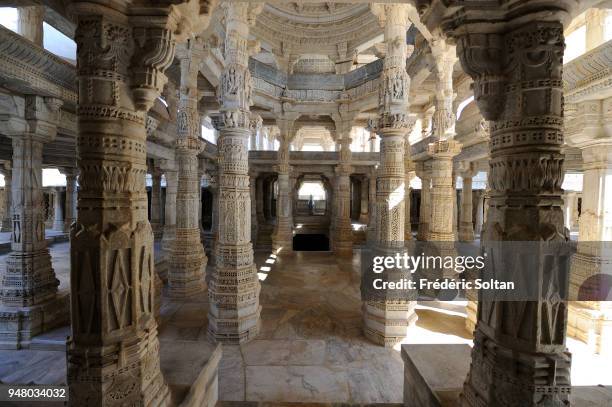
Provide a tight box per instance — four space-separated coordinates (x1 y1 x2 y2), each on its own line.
427 141 461 279
198 165 205 241
208 2 261 344
359 176 369 224
62 169 77 233
455 17 572 405
567 142 612 355
150 166 163 239
161 162 177 254
52 187 64 231
416 171 431 241
250 174 258 245
364 4 417 347
333 133 353 256
168 39 207 298
404 130 416 241
474 190 484 236
0 96 67 349
366 168 377 244
1 164 11 232
458 166 476 242
68 4 176 403
272 121 294 253
256 177 265 224
17 6 43 46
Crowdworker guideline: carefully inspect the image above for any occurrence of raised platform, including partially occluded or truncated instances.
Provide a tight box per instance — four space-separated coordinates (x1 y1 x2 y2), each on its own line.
401 343 612 407
401 344 471 407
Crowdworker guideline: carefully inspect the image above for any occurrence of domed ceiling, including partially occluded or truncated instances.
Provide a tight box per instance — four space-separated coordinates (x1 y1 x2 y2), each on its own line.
252 2 382 63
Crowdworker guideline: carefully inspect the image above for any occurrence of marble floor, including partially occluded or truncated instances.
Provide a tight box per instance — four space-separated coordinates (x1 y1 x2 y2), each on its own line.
1 242 611 405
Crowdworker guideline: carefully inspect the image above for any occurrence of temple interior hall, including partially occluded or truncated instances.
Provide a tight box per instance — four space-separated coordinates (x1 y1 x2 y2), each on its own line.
0 1 611 406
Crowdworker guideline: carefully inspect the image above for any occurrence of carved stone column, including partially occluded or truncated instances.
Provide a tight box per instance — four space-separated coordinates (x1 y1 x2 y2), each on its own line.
68 2 180 403
364 4 417 347
208 2 262 344
272 119 295 253
427 140 461 239
169 39 207 298
448 7 572 404
161 160 177 254
366 167 377 244
458 164 476 242
250 173 258 245
359 176 369 224
150 166 163 239
567 131 612 355
333 118 354 256
256 177 265 223
0 96 67 349
198 164 205 241
1 164 11 232
52 187 64 231
62 169 78 233
17 6 43 46
404 127 416 241
472 190 483 236
208 168 219 260
416 169 431 241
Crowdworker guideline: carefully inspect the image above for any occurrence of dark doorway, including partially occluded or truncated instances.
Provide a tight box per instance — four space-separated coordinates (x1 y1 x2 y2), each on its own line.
293 234 330 251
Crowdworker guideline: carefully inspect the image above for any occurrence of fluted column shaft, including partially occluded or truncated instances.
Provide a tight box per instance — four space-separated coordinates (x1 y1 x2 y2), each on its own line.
169 40 207 297
208 2 261 344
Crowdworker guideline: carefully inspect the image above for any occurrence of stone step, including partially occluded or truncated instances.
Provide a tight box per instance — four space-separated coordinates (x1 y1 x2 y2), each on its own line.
29 326 70 351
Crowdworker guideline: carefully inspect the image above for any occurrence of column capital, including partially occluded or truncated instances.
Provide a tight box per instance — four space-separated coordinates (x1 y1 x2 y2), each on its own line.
427 139 462 159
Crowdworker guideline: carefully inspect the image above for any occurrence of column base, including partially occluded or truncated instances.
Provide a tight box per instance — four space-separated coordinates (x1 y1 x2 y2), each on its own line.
168 230 207 298
272 230 293 254
208 244 261 344
151 223 164 240
461 331 572 406
333 243 353 257
52 220 64 232
567 302 612 356
362 300 418 348
207 312 261 344
458 224 475 242
0 292 69 349
68 319 170 407
417 223 429 241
